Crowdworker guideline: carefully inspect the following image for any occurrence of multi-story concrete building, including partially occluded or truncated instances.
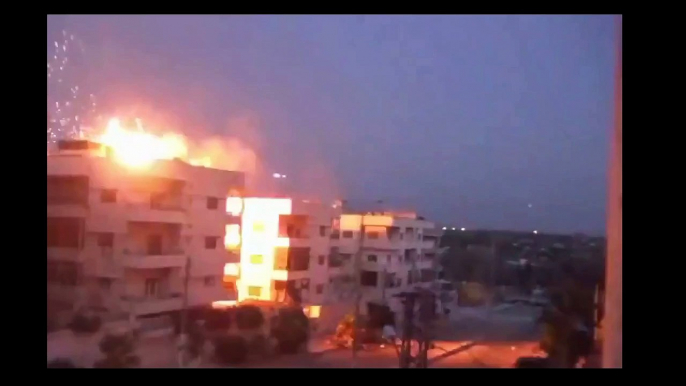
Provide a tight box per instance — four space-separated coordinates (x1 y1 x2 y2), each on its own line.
223 202 444 327
330 212 442 316
47 140 244 321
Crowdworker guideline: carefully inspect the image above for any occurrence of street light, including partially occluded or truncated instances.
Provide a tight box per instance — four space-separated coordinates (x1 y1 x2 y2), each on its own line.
460 227 466 231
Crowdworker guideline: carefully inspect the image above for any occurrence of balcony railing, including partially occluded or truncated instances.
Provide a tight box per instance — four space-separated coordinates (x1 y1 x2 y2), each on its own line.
121 294 183 315
121 248 186 269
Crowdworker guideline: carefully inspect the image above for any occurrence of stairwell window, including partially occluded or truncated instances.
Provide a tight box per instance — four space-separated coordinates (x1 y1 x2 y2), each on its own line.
250 255 263 264
342 230 353 239
207 197 219 210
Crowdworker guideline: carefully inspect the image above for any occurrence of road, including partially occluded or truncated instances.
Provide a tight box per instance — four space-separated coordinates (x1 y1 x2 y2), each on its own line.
238 303 543 368
133 303 543 368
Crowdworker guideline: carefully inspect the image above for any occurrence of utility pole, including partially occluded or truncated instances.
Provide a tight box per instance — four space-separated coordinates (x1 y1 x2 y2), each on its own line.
178 256 191 368
351 215 366 368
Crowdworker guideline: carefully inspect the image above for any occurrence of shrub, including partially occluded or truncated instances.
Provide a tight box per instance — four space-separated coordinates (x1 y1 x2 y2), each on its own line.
235 305 265 330
205 308 234 332
248 334 272 358
68 313 101 334
272 307 309 354
94 333 140 368
214 335 248 364
47 358 77 368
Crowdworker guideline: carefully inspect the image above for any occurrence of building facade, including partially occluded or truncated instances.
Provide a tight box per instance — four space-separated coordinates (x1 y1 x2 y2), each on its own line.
47 140 244 320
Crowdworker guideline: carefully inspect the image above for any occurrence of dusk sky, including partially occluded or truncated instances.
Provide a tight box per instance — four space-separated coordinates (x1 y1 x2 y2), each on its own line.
47 15 617 235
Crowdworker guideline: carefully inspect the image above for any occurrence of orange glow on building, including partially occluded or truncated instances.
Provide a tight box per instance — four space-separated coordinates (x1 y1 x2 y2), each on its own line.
224 224 241 248
223 263 240 277
236 198 292 302
226 197 243 216
303 305 321 318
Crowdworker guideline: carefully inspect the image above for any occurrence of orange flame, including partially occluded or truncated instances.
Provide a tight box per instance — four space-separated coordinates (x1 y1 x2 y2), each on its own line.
95 117 213 169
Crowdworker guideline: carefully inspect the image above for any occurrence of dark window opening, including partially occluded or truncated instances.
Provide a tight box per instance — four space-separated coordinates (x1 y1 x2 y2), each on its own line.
367 255 377 262
342 230 353 239
366 231 380 239
47 217 82 248
47 175 89 205
207 197 219 210
316 284 324 294
360 271 378 287
319 226 327 237
318 255 326 265
205 237 217 249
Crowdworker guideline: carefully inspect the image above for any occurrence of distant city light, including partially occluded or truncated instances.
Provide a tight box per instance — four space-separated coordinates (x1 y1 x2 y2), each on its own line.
272 173 283 178
460 227 466 231
533 230 538 234
442 227 447 230
451 227 456 230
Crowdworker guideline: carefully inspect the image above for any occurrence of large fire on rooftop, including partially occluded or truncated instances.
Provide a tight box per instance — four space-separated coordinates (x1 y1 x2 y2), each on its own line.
88 117 255 173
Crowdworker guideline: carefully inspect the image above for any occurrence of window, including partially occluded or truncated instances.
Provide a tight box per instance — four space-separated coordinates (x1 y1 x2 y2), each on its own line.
101 189 117 203
250 254 263 264
360 271 378 287
252 222 265 232
342 230 353 239
367 255 377 262
207 197 219 210
330 231 340 239
204 276 216 287
248 286 262 298
97 233 114 248
319 226 327 237
205 237 217 249
387 255 392 264
47 217 82 248
144 279 158 297
366 231 380 239
316 284 324 294
318 255 326 265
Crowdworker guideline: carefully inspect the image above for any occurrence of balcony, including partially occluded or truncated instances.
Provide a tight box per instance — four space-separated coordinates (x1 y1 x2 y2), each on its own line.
127 202 187 224
122 295 183 316
421 239 437 250
121 249 186 269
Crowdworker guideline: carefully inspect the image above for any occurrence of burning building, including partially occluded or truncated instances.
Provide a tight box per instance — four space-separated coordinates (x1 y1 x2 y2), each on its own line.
47 138 244 321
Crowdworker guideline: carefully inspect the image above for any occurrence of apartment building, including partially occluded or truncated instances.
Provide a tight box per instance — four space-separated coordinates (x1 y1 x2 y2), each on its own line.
330 212 443 316
47 140 244 320
221 200 444 323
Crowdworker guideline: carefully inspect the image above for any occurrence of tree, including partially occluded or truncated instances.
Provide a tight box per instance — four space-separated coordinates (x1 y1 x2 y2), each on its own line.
94 333 140 368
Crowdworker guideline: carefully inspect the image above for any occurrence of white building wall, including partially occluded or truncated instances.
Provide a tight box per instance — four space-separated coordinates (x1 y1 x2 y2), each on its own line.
48 152 244 318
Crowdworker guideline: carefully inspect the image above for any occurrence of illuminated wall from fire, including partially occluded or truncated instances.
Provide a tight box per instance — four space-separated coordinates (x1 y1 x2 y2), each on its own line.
236 198 291 301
